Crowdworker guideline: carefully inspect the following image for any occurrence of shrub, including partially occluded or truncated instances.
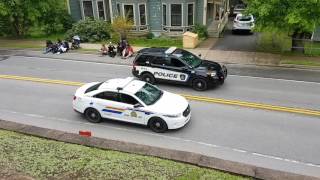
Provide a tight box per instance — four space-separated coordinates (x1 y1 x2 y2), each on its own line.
65 18 111 42
146 32 154 39
192 24 208 39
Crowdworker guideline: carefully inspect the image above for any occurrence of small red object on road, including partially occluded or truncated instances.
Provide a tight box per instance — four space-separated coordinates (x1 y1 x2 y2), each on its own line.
79 130 92 137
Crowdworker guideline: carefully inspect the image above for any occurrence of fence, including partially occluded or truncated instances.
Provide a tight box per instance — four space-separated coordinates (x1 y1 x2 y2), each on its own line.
291 38 320 56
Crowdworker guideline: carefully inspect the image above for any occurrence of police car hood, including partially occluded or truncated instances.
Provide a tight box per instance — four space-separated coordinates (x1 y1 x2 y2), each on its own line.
148 91 188 115
195 60 221 71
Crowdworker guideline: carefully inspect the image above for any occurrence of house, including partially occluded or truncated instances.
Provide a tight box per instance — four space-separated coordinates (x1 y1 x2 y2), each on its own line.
67 0 230 37
312 27 320 42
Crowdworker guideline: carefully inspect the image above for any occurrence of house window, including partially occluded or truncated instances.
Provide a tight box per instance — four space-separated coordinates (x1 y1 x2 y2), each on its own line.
139 4 146 25
171 4 182 26
83 1 94 18
124 4 134 23
97 1 105 20
187 3 194 26
116 3 121 16
162 4 167 26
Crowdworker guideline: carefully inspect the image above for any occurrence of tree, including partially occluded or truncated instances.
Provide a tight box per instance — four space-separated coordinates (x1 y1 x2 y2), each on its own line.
111 16 133 40
0 0 71 37
246 0 320 35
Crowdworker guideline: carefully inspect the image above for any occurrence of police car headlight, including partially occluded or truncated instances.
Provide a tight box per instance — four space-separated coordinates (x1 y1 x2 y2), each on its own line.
163 113 181 118
207 71 217 77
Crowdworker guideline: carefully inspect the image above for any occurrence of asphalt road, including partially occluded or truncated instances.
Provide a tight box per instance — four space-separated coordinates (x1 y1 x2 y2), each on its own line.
212 18 258 51
1 56 320 177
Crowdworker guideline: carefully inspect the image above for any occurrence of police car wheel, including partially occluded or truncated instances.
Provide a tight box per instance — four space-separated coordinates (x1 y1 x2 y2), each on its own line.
149 117 168 133
141 73 156 84
192 79 208 91
85 108 102 123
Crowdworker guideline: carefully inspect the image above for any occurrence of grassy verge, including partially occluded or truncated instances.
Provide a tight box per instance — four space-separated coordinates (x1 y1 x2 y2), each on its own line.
280 59 320 67
256 31 292 53
304 42 320 56
129 38 183 48
0 130 249 180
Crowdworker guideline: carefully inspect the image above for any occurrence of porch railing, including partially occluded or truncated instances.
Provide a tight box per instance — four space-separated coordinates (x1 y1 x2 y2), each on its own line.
130 25 150 31
162 25 194 33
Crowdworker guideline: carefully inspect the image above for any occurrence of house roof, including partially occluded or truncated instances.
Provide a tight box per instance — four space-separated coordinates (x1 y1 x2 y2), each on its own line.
312 27 320 42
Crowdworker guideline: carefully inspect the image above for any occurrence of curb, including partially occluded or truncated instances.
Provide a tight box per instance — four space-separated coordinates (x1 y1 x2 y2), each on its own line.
0 119 318 180
1 48 320 71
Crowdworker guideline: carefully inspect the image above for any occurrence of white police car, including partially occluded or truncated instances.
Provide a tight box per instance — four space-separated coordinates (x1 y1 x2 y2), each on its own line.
73 77 191 133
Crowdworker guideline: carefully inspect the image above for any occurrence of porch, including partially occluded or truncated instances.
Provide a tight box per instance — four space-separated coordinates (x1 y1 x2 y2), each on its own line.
206 0 230 37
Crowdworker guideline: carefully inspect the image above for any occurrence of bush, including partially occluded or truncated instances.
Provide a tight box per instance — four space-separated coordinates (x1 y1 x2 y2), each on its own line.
192 24 208 39
65 18 111 42
146 32 154 39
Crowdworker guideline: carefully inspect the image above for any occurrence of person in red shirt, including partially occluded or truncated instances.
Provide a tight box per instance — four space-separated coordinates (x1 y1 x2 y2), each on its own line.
122 44 134 59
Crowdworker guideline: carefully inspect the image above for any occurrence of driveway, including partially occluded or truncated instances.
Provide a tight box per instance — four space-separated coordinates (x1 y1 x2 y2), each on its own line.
211 17 258 52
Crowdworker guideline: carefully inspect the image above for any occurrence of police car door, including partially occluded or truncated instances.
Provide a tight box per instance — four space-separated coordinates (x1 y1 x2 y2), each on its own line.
92 91 125 120
157 57 190 83
151 56 184 82
118 93 145 124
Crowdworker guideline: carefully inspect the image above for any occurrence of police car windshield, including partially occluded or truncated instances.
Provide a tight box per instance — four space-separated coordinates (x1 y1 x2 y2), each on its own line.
134 83 163 105
172 49 202 68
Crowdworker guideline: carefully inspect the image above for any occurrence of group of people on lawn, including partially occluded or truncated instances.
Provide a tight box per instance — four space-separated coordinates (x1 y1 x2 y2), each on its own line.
100 39 134 59
44 36 134 59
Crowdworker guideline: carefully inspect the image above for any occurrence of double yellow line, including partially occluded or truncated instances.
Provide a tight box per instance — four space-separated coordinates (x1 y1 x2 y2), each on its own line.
0 75 84 86
1 74 319 117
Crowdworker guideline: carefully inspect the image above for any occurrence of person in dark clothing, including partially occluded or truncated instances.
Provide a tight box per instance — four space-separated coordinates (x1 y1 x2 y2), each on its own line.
107 42 116 57
43 40 54 54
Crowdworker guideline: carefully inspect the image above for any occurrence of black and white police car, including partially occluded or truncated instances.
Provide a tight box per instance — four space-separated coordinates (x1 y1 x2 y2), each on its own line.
132 47 227 91
73 77 191 133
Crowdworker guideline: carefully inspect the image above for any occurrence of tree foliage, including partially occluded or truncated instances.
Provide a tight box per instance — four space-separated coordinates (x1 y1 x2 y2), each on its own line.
246 0 320 35
0 0 71 37
64 18 111 42
111 16 133 40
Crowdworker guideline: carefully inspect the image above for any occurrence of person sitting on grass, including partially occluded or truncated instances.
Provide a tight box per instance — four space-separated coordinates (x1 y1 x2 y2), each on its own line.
43 40 54 54
122 44 134 59
107 42 116 57
100 44 108 56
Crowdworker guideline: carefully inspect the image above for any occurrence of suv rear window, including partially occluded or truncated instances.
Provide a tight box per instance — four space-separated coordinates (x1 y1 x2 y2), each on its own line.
85 82 103 93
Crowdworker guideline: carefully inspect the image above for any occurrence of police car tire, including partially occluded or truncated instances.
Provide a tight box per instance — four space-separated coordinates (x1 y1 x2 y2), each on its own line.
192 78 208 91
84 108 102 123
141 73 156 84
148 117 168 133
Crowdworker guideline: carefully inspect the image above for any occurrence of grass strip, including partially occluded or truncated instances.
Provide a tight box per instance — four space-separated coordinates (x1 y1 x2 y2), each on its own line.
0 130 249 180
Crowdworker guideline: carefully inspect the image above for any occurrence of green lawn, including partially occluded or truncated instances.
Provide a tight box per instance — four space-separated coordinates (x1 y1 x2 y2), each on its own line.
129 38 183 48
0 130 249 180
304 42 320 56
280 59 320 67
256 31 292 53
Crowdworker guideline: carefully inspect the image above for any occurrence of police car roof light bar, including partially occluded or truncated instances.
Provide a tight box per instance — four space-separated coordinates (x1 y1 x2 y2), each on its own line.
165 47 177 54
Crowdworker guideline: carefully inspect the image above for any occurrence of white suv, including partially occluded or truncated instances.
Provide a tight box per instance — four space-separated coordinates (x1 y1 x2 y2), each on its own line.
73 77 191 133
232 14 255 33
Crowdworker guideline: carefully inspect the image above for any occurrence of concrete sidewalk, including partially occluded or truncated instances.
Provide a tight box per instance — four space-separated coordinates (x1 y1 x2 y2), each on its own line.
79 40 281 66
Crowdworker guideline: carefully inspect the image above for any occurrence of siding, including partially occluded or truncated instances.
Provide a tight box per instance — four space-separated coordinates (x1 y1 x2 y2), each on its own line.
69 0 82 21
148 0 162 31
312 27 320 42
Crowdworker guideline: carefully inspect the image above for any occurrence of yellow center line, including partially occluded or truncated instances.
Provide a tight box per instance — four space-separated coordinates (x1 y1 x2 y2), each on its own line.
1 74 319 117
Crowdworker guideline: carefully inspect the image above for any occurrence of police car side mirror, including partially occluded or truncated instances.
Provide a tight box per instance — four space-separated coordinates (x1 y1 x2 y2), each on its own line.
134 103 142 108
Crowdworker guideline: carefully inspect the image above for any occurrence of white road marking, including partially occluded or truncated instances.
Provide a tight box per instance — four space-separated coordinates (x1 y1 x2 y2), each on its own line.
12 55 320 84
228 74 320 85
14 55 131 67
1 108 320 169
